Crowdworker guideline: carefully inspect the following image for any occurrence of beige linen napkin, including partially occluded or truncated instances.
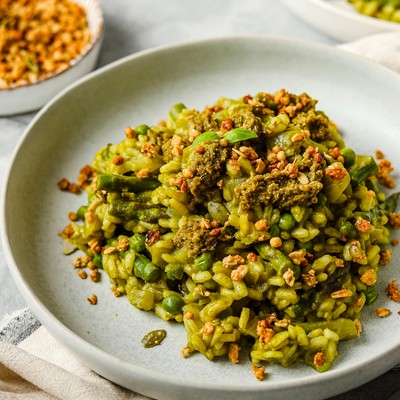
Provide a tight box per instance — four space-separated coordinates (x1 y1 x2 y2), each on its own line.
0 310 149 399
337 31 400 74
1 31 400 400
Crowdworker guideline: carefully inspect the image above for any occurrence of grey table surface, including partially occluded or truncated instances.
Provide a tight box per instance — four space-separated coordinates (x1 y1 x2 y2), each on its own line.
1 1 399 399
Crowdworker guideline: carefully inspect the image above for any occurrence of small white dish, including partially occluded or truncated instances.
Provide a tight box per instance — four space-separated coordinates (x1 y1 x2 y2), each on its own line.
2 36 400 400
281 0 400 42
0 0 103 116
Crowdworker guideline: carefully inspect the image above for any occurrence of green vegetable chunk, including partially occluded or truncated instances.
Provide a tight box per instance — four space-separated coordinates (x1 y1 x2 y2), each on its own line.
96 173 161 193
135 124 150 136
278 213 296 231
162 294 184 314
349 155 379 184
141 329 167 348
169 103 186 120
109 200 165 222
133 253 160 282
194 252 214 271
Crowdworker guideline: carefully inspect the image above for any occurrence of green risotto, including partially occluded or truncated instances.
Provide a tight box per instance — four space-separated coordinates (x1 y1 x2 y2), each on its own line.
61 90 399 377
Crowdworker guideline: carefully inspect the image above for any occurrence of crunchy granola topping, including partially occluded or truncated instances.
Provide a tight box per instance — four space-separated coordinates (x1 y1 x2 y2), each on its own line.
102 246 117 255
145 229 160 246
87 294 97 305
222 255 245 268
375 149 384 160
360 269 377 286
124 126 135 138
116 237 129 252
283 268 295 287
389 213 400 228
254 219 269 231
247 252 258 262
251 364 266 381
72 255 90 268
355 216 371 233
380 248 393 266
228 343 240 364
375 307 391 318
377 159 395 188
77 269 87 279
331 289 353 298
171 135 184 157
57 178 80 194
202 321 215 336
141 143 158 158
184 311 194 320
136 168 149 178
220 118 233 133
0 0 91 89
325 163 347 180
89 269 100 282
386 280 400 302
288 249 307 265
313 352 326 368
231 265 249 281
112 155 124 165
302 269 317 287
269 237 282 249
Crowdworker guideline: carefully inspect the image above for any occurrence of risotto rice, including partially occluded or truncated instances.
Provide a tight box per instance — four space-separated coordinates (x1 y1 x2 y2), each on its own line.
60 89 399 377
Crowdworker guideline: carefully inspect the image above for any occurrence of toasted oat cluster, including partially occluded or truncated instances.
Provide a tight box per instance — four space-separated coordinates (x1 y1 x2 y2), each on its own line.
0 0 90 89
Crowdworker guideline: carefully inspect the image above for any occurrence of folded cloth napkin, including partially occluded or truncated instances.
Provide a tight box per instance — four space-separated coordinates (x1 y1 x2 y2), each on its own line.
1 31 400 400
0 309 150 400
337 31 400 74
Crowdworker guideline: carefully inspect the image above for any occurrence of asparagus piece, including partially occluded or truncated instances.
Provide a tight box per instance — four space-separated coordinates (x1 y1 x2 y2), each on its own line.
348 155 379 184
96 173 161 193
109 200 166 222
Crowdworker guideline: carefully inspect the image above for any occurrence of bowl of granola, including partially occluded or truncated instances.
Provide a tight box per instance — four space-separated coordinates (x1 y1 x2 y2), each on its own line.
0 0 103 116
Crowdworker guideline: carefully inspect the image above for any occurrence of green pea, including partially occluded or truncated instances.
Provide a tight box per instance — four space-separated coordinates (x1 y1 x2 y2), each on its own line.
93 253 103 268
165 263 184 280
135 124 150 136
129 233 146 253
340 147 356 167
278 213 296 231
194 252 213 271
339 221 357 238
76 205 88 220
162 294 184 314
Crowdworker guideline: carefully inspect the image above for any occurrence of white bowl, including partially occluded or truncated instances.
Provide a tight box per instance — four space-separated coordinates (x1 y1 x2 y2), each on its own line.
281 0 400 42
2 36 400 400
0 0 104 116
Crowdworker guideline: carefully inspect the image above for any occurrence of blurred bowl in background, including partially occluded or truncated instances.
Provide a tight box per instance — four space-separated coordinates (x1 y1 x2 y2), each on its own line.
281 0 400 42
0 0 104 117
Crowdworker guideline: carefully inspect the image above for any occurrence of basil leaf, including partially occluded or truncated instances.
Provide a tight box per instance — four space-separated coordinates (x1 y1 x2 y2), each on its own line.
224 128 258 144
192 131 220 146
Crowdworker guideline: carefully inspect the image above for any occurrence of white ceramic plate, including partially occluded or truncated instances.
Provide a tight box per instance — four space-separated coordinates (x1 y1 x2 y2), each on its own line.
0 0 104 116
281 0 400 41
2 36 400 400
